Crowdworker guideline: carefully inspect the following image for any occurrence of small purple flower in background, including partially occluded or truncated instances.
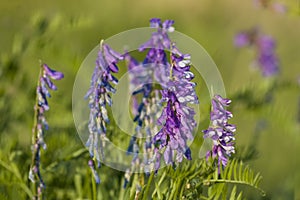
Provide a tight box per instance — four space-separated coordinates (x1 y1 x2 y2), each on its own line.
234 28 280 77
253 0 287 13
234 32 250 48
203 95 236 169
29 62 64 199
85 40 123 183
271 2 287 13
257 35 280 76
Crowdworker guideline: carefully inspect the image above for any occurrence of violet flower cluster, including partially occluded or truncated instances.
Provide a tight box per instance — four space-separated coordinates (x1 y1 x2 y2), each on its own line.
123 18 175 186
29 63 64 199
202 95 236 169
152 44 198 170
234 28 280 77
253 0 287 13
85 41 123 183
85 19 237 189
123 19 199 187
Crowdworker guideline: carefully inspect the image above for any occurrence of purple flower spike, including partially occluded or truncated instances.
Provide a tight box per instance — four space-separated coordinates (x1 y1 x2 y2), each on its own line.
85 41 122 184
203 95 236 170
152 41 198 168
234 28 280 77
258 53 279 76
256 35 279 76
30 62 63 198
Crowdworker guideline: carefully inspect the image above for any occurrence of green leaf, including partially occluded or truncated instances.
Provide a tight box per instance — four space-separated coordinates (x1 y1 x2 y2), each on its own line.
238 161 243 181
214 168 219 180
227 159 235 180
237 191 243 200
233 159 238 181
153 180 162 199
203 159 265 198
229 186 237 200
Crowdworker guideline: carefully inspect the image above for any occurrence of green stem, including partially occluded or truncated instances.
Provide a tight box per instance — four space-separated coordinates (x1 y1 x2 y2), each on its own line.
30 63 43 199
179 179 187 198
91 172 97 200
174 178 183 198
203 179 265 195
169 43 175 80
151 170 166 197
142 172 154 200
168 178 178 200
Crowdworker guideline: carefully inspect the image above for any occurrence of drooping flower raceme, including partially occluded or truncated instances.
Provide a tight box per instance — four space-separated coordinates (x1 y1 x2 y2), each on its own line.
123 19 174 187
234 28 280 77
153 44 198 170
29 63 64 199
85 41 123 183
123 19 199 188
202 95 236 169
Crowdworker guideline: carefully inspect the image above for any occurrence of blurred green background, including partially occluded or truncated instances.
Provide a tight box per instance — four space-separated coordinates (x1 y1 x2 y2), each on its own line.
0 0 299 199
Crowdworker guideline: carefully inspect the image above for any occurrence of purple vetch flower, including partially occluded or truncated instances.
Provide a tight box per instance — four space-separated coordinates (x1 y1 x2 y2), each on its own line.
85 40 123 183
203 95 236 169
234 32 250 47
42 63 64 80
123 19 179 188
152 82 197 168
153 90 186 165
256 35 279 76
152 44 198 170
124 18 198 182
253 0 287 13
124 55 162 184
123 18 174 182
139 18 173 86
234 28 279 77
29 62 64 199
140 18 174 53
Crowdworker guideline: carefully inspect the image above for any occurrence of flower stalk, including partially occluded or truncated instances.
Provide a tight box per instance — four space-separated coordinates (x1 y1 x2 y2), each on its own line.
29 62 64 199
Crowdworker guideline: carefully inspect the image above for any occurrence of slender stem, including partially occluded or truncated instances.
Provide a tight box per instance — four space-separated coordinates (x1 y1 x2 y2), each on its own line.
91 172 97 200
203 179 265 195
174 178 183 198
169 43 175 80
189 169 204 180
151 170 166 197
30 65 43 199
179 179 187 198
168 178 178 200
142 171 154 200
